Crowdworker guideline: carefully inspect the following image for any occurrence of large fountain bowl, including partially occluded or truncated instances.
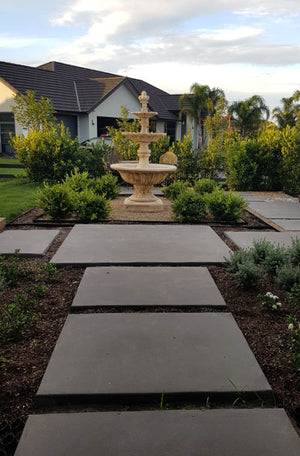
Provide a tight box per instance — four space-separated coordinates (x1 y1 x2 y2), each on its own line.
111 162 176 212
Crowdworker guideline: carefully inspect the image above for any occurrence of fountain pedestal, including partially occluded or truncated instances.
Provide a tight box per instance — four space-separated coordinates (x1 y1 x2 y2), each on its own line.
110 91 176 212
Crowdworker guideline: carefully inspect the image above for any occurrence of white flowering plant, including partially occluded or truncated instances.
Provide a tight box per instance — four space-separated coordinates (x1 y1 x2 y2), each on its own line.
257 292 282 311
286 315 300 372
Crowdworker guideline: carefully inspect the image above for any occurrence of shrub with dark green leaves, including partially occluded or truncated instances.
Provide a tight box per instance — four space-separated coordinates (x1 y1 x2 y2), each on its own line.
289 238 300 265
172 190 207 222
226 249 253 273
92 174 119 199
206 189 248 222
162 181 189 201
74 189 111 222
37 183 75 219
194 178 218 195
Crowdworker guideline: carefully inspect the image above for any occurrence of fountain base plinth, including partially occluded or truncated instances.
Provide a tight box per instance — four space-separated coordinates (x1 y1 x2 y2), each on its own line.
124 195 163 212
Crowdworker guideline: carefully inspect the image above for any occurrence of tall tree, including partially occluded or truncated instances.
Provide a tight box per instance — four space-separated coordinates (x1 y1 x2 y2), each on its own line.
272 90 300 129
228 95 270 138
179 83 225 149
11 90 56 131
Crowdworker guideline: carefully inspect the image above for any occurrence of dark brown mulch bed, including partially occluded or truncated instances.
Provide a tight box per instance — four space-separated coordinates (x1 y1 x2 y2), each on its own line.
0 205 299 454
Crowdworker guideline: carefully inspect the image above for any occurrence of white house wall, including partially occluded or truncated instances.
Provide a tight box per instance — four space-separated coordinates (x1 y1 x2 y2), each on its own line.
78 114 89 143
0 80 23 136
88 84 141 140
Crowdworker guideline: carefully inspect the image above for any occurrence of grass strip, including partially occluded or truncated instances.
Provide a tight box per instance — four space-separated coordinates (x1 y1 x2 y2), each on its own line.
0 178 40 222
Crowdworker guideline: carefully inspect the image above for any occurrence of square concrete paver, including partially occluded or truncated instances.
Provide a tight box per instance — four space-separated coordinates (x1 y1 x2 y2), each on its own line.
71 266 226 309
37 313 271 403
51 224 231 266
0 230 59 256
225 231 300 250
15 409 300 456
249 201 300 219
271 219 300 231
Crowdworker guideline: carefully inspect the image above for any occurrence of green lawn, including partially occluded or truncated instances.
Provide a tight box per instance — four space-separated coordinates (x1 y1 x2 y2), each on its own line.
0 178 40 222
0 158 21 165
0 167 26 176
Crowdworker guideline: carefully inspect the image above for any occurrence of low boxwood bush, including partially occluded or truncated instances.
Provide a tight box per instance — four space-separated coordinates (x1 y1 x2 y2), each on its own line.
74 189 111 222
172 190 207 222
206 190 248 222
92 173 119 200
37 183 75 220
194 178 217 195
162 181 189 201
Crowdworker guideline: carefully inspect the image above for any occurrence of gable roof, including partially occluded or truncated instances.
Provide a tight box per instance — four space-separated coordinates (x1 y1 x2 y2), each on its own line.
0 60 180 120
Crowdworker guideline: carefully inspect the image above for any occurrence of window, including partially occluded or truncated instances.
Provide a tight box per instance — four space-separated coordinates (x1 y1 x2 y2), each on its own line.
164 121 176 143
0 113 15 155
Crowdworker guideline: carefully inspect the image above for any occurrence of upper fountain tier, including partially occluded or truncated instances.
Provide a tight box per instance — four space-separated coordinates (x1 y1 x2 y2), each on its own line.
122 91 166 155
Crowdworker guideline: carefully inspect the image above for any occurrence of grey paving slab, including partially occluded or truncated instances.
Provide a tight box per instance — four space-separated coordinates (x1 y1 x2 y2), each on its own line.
225 231 300 250
249 201 300 219
236 192 266 202
51 224 232 266
271 219 300 231
15 409 300 456
71 266 226 309
37 313 271 402
0 230 59 256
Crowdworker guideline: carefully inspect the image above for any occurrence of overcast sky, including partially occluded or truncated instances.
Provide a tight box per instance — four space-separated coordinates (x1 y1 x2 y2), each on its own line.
1 0 300 111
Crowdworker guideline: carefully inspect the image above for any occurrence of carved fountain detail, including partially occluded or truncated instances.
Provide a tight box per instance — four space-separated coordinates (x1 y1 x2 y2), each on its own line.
110 91 176 212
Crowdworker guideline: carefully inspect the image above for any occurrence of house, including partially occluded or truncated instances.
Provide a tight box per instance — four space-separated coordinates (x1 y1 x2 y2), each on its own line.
0 60 195 156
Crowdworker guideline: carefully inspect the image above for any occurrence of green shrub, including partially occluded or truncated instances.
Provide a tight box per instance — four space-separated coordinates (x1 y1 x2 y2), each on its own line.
226 249 253 273
289 238 300 265
194 178 218 195
64 168 91 192
286 283 300 313
92 174 119 199
281 125 300 196
206 189 248 222
172 190 207 222
250 239 275 264
162 181 189 201
233 260 265 289
37 183 75 219
41 263 61 282
0 272 7 296
149 136 170 163
0 296 38 343
79 141 107 178
74 189 111 222
276 264 300 291
171 133 200 184
264 246 289 273
258 292 282 311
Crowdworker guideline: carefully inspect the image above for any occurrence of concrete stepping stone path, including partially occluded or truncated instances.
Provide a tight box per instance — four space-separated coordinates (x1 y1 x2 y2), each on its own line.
225 230 300 250
271 219 300 231
248 201 300 219
51 224 232 266
71 266 226 309
0 229 59 256
15 409 300 456
37 313 271 405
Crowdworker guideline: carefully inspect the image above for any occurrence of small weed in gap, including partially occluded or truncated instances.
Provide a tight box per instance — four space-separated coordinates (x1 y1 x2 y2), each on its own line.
258 292 282 312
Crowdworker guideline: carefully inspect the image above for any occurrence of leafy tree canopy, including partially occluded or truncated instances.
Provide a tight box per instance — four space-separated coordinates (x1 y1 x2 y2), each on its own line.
11 90 56 131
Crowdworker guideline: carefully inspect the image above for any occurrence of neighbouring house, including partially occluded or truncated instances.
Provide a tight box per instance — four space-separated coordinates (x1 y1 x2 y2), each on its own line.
0 60 196 156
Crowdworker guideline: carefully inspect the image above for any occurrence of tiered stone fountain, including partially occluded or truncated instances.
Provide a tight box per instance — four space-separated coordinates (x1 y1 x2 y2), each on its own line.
110 91 176 212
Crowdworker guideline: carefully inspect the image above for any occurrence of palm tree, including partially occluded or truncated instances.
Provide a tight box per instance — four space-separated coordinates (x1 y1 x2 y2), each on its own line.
272 90 300 129
228 95 270 138
179 83 225 149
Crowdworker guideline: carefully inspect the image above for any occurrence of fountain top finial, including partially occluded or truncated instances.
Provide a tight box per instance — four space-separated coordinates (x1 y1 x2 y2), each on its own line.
139 91 149 113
